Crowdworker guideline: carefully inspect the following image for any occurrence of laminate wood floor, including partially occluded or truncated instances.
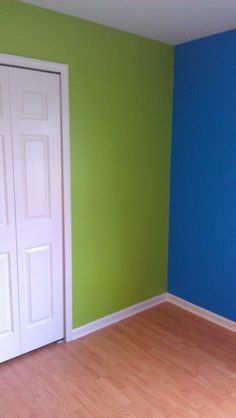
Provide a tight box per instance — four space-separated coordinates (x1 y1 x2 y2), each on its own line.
1 302 236 417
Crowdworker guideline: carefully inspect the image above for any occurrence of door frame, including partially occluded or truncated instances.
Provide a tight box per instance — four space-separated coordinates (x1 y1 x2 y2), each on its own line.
0 53 73 342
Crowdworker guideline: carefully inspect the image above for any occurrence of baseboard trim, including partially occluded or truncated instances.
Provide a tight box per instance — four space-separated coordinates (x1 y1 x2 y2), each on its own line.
72 292 236 341
72 293 167 340
167 293 236 333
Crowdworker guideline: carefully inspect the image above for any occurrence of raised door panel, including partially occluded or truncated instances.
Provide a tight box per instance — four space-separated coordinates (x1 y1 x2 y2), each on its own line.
0 66 21 363
25 245 53 325
18 88 48 120
0 135 8 225
9 67 64 353
22 135 50 219
0 253 13 336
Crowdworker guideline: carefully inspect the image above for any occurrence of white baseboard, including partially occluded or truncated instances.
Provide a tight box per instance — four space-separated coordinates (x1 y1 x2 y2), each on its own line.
72 292 236 341
72 293 167 340
167 293 236 333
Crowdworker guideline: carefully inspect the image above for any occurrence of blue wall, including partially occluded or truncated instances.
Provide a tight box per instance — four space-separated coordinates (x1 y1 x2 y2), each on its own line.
168 29 236 321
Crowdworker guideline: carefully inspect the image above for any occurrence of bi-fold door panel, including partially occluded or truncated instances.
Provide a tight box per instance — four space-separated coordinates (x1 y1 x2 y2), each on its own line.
0 67 21 363
9 67 64 354
0 66 64 362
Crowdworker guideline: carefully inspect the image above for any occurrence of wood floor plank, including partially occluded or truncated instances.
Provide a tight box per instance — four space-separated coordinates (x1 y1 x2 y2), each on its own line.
1 302 236 417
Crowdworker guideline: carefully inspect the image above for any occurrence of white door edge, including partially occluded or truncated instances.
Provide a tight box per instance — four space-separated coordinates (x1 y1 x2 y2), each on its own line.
0 53 73 342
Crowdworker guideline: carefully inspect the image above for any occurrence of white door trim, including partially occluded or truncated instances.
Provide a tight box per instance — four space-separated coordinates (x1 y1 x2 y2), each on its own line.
0 53 73 342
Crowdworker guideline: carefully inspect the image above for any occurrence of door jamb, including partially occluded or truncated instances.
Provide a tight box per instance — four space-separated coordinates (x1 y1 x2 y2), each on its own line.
0 53 73 341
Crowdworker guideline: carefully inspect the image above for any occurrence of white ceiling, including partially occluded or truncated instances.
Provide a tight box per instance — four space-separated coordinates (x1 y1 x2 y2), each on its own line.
19 0 236 45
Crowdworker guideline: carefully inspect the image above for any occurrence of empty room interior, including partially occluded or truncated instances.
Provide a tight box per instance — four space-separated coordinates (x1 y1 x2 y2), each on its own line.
1 0 236 416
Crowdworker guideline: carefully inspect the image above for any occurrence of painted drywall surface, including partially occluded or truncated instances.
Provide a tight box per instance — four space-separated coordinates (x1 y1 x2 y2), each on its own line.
1 1 174 327
168 29 236 321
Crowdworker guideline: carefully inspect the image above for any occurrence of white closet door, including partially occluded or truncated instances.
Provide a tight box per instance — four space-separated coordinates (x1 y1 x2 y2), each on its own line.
0 67 21 363
9 68 64 353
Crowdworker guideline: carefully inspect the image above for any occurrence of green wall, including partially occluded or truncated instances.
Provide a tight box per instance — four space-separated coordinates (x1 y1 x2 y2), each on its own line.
1 0 174 327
